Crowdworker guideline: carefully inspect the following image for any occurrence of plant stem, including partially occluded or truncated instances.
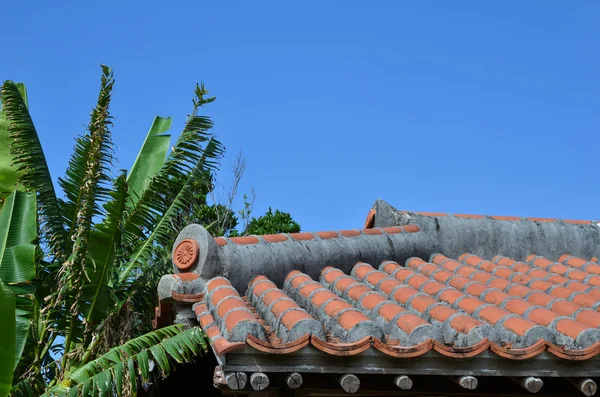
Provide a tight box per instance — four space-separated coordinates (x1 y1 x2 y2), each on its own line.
61 316 76 371
80 333 103 367
38 332 57 365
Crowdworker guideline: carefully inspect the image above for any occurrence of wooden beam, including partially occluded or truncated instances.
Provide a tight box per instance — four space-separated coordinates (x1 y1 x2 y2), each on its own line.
286 372 303 389
569 378 598 396
213 365 225 388
225 372 247 390
512 377 543 393
250 372 270 391
450 376 478 390
339 374 360 393
394 375 413 390
224 346 600 377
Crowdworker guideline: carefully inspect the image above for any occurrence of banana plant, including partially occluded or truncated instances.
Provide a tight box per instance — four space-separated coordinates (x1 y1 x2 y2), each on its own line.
0 282 16 397
41 325 206 397
0 190 37 397
0 66 222 395
0 84 27 208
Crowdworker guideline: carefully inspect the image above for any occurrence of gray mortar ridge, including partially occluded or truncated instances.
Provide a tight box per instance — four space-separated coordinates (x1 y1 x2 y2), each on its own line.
377 199 600 262
169 199 600 294
168 198 600 300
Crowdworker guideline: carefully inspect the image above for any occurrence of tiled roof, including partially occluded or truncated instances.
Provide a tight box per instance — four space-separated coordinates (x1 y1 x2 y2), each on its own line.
192 253 600 360
156 201 600 393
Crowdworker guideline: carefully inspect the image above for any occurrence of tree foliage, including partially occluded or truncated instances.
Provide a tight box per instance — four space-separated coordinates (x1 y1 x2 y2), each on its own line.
244 207 301 235
0 66 301 397
0 67 220 396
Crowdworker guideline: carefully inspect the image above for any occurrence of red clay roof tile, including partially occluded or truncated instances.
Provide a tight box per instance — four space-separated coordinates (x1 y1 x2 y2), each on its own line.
188 251 600 360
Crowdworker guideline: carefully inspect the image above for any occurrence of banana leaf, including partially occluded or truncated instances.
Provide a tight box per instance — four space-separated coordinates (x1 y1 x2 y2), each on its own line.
0 191 37 371
127 116 172 208
0 281 16 397
0 83 27 207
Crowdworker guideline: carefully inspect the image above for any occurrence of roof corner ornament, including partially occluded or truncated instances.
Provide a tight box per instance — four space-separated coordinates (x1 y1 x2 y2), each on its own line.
173 238 200 270
171 224 222 279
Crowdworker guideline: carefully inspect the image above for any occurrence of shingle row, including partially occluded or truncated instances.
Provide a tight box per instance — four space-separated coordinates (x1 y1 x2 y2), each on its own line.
452 255 600 328
193 254 600 359
319 267 439 345
529 255 600 287
493 255 600 299
350 263 491 348
409 255 600 350
559 255 600 275
247 275 325 342
283 271 383 343
202 277 267 342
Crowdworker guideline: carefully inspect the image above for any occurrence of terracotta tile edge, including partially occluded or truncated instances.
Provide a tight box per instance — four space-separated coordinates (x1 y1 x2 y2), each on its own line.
171 291 204 303
364 209 376 228
311 336 372 356
212 338 247 356
546 341 600 360
489 340 546 360
433 338 490 358
172 273 199 282
247 334 310 354
373 338 433 358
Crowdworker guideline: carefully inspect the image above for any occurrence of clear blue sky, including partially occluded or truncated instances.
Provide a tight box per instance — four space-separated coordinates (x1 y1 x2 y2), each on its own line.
2 2 599 232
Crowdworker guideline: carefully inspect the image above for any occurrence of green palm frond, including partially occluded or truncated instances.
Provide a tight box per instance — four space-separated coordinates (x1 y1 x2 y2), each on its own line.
0 191 38 384
52 65 116 355
119 137 223 283
83 171 128 326
2 71 227 396
42 325 206 397
57 135 109 240
9 378 36 397
0 83 27 208
123 84 217 238
0 281 16 397
0 81 68 260
59 65 115 242
124 246 171 332
118 84 224 283
56 65 120 237
126 116 172 208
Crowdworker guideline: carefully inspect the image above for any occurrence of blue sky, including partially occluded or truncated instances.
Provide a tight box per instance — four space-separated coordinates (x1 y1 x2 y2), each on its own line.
2 2 599 232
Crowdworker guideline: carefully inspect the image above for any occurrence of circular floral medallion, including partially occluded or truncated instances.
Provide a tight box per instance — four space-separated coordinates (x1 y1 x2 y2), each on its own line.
174 239 199 270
